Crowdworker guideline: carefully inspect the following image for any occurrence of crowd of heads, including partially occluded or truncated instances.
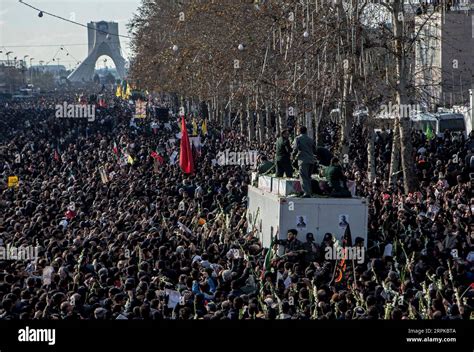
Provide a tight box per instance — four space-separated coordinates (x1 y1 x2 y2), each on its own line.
0 92 472 320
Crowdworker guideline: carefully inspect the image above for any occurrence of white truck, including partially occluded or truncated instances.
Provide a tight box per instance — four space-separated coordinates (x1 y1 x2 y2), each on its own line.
247 185 368 249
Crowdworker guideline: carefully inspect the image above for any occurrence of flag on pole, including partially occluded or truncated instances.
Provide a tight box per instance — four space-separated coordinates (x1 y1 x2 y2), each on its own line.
262 238 275 276
169 151 178 165
53 148 61 162
127 154 135 165
425 124 435 140
179 116 194 174
115 85 122 98
119 154 128 167
112 141 119 155
201 119 208 135
342 223 353 247
125 84 132 100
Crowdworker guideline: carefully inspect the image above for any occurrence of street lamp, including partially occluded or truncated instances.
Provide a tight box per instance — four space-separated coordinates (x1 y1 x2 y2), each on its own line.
6 51 13 65
21 55 29 86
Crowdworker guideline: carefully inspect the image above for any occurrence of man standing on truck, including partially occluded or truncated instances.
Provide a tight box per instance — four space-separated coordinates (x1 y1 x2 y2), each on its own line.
275 129 293 178
325 157 351 197
292 126 316 198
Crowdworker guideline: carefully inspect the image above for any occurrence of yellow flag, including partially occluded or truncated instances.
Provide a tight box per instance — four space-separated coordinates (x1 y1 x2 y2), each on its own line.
125 84 132 100
127 154 134 165
201 119 207 135
116 85 122 97
8 176 19 188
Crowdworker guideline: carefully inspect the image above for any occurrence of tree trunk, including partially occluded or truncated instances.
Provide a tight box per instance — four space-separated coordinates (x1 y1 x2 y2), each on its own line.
208 98 213 123
399 114 417 192
226 99 232 129
367 122 376 182
394 0 418 193
311 98 317 142
340 73 353 157
265 101 272 139
389 117 401 186
256 94 264 144
278 101 286 134
239 106 245 136
256 110 263 144
247 97 255 141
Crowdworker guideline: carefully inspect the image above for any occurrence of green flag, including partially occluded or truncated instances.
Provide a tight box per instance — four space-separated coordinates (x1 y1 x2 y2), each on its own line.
263 231 277 275
425 124 434 140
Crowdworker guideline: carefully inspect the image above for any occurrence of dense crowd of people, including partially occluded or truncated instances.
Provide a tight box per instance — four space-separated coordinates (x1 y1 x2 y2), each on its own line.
0 92 472 320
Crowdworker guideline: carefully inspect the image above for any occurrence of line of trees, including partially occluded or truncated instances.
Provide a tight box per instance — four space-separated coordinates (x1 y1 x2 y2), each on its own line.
128 0 446 193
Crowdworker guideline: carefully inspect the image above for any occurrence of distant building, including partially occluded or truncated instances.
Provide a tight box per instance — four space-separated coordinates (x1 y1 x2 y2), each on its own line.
31 65 67 77
0 63 25 94
414 5 473 108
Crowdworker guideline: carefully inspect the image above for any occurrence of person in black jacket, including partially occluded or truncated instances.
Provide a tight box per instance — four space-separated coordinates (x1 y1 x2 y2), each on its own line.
275 229 303 262
275 129 293 177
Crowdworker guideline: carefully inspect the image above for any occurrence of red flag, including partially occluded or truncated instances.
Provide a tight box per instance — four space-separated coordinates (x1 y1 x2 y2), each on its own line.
179 116 194 174
53 149 60 162
113 141 119 155
150 151 164 164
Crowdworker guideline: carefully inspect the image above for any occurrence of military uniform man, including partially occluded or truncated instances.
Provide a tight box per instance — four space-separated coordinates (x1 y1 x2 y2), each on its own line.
275 129 293 177
325 157 350 197
292 126 316 198
257 155 274 175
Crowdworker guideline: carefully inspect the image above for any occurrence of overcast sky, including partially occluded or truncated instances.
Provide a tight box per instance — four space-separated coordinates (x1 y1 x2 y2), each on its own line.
0 0 142 70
